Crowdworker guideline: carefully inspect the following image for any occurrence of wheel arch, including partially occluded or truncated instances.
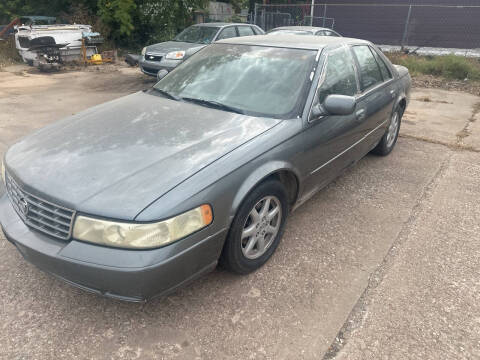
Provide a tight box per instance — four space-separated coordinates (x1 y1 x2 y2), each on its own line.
398 97 407 114
394 91 408 116
229 161 301 225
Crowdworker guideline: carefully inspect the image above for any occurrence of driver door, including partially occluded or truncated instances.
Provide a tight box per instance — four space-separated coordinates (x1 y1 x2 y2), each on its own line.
301 46 365 192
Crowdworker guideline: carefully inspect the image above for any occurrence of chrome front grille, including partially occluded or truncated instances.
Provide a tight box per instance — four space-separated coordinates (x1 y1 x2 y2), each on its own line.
5 173 75 240
145 53 162 62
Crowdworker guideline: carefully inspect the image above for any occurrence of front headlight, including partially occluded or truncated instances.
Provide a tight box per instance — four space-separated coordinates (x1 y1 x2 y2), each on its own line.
141 47 147 56
165 50 185 60
1 159 5 185
73 204 213 249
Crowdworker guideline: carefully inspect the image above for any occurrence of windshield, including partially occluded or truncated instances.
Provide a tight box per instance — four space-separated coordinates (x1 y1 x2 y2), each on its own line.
154 44 317 119
174 26 219 44
267 30 313 36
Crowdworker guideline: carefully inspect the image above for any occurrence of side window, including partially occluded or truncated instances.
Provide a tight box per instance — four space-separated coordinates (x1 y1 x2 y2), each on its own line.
237 26 254 37
318 47 358 104
352 45 383 91
315 31 326 36
372 49 393 80
217 27 237 40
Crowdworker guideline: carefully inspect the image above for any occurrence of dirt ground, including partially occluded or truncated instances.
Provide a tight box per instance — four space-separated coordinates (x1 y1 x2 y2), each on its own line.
0 64 479 360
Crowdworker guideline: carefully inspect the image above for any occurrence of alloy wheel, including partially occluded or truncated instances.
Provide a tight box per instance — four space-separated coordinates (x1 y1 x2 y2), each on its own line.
386 111 400 148
241 195 282 260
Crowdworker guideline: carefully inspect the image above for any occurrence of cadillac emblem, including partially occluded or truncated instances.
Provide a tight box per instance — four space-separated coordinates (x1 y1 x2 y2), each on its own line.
19 198 29 216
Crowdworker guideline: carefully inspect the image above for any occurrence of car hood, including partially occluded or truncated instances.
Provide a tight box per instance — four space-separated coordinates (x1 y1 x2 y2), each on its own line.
6 91 281 220
146 41 206 55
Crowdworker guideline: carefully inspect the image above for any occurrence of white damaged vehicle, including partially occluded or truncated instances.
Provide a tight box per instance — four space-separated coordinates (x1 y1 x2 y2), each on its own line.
14 23 98 68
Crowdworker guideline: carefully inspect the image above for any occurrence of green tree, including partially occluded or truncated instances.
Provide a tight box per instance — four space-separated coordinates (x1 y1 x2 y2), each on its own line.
0 0 209 49
97 0 136 42
0 0 98 23
225 0 249 14
137 0 209 44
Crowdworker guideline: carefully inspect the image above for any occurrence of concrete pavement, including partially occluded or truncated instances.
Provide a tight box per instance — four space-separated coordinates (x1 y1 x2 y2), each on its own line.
402 87 480 152
329 150 480 360
325 89 480 360
0 66 479 359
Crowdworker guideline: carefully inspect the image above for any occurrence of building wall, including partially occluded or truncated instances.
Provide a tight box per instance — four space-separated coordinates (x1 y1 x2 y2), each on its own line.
208 1 234 21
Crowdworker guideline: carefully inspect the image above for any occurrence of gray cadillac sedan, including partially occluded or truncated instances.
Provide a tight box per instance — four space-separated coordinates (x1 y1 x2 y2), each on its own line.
0 35 411 301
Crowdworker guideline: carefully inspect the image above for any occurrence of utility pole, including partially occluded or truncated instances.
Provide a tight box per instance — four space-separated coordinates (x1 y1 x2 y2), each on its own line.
401 5 412 51
310 0 315 26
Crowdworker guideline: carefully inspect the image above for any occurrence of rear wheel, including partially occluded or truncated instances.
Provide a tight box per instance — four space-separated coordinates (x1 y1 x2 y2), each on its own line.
220 180 289 274
371 107 402 156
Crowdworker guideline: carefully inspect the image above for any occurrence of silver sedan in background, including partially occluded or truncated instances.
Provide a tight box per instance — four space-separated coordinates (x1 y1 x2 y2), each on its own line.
267 26 342 37
139 22 264 76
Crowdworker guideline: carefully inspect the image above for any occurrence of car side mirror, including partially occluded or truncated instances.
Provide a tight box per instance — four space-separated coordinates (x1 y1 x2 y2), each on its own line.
310 94 357 121
157 69 168 81
323 94 356 116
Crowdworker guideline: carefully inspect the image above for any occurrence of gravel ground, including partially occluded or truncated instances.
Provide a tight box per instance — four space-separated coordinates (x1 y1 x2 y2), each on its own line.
412 75 480 97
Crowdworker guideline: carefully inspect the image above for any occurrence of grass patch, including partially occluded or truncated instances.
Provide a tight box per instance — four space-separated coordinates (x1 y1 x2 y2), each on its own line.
386 53 480 81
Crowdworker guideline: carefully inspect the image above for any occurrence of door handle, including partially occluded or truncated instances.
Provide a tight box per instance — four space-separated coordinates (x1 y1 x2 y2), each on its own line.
355 109 366 121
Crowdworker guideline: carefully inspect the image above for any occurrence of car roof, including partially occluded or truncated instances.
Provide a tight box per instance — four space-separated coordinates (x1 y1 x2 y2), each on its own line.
193 22 254 28
216 34 369 50
269 26 333 32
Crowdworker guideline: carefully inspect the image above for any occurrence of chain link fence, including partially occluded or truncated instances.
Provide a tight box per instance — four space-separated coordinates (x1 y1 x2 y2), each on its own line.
253 3 480 55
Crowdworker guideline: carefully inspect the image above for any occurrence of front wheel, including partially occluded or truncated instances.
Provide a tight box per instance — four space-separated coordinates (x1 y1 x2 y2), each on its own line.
371 107 402 156
220 180 289 274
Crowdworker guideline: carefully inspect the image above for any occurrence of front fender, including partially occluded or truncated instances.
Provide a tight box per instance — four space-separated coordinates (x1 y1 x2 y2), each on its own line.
394 71 411 111
229 160 302 223
394 93 406 110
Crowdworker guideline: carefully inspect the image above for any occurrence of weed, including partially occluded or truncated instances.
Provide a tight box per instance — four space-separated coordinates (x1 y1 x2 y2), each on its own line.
0 37 22 67
386 53 480 81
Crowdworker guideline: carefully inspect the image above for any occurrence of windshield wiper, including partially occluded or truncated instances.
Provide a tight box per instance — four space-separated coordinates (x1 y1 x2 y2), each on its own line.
152 88 181 101
181 97 245 115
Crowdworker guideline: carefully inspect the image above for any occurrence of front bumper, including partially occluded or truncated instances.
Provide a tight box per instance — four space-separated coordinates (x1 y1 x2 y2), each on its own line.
0 194 226 302
139 57 182 77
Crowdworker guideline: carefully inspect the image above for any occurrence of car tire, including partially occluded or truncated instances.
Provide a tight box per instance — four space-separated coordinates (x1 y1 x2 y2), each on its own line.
220 180 289 275
371 106 403 156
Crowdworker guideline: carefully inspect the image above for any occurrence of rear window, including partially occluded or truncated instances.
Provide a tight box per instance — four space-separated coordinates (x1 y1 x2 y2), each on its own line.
252 26 263 35
217 27 237 40
324 30 339 37
268 30 312 36
237 26 254 37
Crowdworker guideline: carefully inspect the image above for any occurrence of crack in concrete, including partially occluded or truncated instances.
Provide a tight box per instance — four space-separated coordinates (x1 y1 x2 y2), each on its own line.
399 133 480 153
456 101 480 145
322 152 452 360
